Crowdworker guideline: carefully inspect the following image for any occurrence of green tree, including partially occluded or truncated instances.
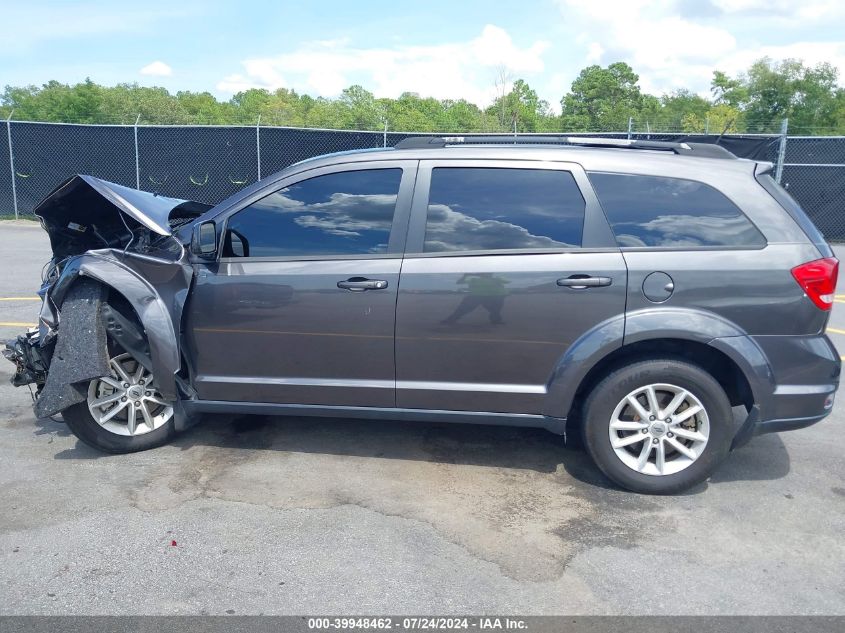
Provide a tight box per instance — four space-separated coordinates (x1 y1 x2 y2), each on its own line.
100 84 188 124
3 58 845 135
487 79 548 132
711 70 748 109
178 90 232 124
712 58 842 133
560 62 644 131
336 85 383 129
657 89 711 131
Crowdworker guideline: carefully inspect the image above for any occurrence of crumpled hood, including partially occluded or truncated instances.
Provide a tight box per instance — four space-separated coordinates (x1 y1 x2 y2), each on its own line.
35 174 207 236
33 175 210 259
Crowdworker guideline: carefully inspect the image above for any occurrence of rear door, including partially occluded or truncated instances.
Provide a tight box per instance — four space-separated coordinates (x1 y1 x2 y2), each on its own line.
394 160 627 414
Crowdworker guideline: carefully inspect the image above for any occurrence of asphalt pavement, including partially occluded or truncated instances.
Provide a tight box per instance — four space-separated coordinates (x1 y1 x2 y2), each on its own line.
0 219 843 615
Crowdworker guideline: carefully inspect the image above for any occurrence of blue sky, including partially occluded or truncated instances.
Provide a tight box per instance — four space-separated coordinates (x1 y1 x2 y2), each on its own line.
3 0 845 111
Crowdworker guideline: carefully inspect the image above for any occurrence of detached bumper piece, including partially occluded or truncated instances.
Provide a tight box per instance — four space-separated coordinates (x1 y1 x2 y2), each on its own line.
3 330 50 389
33 279 111 419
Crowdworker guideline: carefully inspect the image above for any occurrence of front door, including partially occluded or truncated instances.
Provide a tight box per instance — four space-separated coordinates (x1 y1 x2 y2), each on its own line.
395 160 627 414
186 160 416 407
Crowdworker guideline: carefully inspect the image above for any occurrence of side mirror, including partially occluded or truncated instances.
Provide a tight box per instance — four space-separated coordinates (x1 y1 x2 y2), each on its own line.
192 221 217 257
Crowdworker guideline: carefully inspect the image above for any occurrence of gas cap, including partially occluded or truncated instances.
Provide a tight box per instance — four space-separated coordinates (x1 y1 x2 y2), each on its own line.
642 271 675 303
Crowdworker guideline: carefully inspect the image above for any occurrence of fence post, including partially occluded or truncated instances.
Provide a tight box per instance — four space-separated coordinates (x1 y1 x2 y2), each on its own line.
5 111 18 219
133 114 141 190
383 120 387 148
256 114 262 181
627 116 633 139
775 117 789 184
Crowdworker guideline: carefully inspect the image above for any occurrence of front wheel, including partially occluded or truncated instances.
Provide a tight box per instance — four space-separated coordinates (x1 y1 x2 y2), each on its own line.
63 352 176 453
582 358 733 494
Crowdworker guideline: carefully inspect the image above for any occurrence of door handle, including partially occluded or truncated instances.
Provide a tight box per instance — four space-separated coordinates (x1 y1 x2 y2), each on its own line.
337 277 389 291
557 275 612 289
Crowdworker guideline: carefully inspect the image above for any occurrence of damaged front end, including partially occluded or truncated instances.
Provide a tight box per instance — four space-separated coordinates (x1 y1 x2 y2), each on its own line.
3 175 210 426
3 329 49 389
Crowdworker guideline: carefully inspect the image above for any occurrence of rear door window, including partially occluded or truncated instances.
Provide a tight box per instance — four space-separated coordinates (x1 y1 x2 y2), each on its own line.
588 172 766 248
423 167 585 252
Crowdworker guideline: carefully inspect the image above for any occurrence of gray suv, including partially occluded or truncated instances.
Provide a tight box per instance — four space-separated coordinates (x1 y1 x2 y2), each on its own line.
4 136 840 494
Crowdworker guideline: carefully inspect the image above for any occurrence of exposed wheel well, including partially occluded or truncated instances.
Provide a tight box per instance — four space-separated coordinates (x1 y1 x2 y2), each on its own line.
101 286 192 383
103 287 142 326
567 338 754 430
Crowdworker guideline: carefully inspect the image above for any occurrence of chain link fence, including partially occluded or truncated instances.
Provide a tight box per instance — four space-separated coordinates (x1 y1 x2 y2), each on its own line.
780 136 845 239
2 119 843 239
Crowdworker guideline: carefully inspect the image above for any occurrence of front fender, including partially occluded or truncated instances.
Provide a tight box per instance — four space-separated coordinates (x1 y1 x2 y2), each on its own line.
52 252 186 400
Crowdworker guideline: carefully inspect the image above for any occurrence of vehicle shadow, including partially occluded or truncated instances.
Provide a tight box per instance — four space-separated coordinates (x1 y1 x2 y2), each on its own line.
560 425 792 494
180 413 575 473
183 411 789 491
33 415 72 438
710 433 792 483
48 409 792 491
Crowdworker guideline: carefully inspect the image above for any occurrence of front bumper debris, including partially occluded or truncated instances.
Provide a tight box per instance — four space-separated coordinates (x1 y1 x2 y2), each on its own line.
3 330 50 390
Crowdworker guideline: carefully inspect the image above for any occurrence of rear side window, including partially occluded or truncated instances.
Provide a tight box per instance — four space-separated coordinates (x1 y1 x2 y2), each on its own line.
588 172 766 248
423 167 585 252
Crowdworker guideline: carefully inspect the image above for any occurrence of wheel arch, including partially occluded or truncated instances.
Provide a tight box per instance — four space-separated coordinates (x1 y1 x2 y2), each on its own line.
563 338 758 430
544 308 774 426
51 254 182 401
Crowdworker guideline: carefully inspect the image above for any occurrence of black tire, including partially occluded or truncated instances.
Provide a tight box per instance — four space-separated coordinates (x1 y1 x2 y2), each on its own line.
582 358 733 494
63 398 176 454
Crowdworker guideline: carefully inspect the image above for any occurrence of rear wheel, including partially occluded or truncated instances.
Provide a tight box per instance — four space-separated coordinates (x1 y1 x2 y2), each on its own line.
63 352 176 453
582 358 733 494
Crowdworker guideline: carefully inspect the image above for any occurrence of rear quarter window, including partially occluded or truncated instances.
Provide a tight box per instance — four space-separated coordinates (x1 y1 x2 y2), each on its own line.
757 173 830 255
588 172 766 248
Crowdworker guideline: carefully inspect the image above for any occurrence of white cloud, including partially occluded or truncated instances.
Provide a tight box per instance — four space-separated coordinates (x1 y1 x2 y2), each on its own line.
718 42 845 78
710 0 844 21
555 0 845 96
216 25 550 106
585 42 604 64
139 61 172 77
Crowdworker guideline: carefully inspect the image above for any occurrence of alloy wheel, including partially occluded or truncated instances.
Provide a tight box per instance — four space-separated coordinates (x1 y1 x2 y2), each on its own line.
86 353 173 436
608 383 710 476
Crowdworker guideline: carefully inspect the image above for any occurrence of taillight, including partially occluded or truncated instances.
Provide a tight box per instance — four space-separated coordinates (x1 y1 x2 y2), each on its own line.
791 257 839 311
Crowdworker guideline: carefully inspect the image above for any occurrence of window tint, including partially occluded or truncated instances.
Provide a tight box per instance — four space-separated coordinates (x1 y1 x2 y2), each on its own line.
588 172 766 248
757 173 826 247
223 168 402 257
423 167 585 252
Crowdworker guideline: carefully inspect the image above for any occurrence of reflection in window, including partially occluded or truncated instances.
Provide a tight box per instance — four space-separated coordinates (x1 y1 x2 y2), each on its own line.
223 169 402 257
423 168 585 252
588 172 766 248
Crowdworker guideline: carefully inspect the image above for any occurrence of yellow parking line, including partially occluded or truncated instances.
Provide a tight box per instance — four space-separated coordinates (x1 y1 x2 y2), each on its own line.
835 299 845 304
0 322 36 327
827 327 845 335
0 297 40 301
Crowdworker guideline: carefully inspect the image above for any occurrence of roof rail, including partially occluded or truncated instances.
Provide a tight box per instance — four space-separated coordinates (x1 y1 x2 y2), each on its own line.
392 135 737 159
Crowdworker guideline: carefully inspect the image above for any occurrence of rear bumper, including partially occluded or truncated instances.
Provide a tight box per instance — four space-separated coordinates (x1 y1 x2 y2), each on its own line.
753 333 839 418
734 333 840 445
754 411 832 435
732 395 834 450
